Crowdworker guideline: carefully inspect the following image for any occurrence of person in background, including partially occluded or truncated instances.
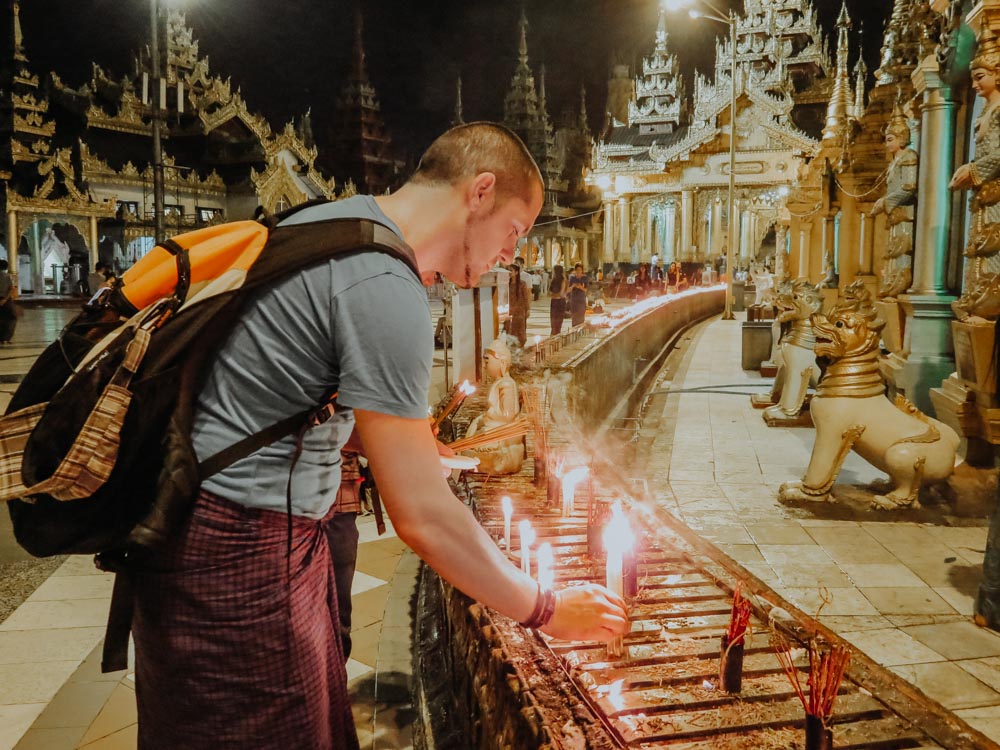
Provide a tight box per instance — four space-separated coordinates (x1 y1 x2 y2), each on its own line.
0 260 16 344
548 264 566 335
88 261 109 297
568 262 588 327
508 261 531 346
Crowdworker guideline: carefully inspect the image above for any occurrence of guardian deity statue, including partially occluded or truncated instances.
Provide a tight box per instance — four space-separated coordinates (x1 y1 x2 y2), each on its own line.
871 102 918 299
951 27 1000 323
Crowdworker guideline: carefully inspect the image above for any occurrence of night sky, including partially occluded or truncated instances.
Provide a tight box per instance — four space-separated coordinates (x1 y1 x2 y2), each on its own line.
22 0 892 160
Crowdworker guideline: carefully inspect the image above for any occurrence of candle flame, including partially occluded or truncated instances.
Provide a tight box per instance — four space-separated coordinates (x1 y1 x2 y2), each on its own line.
501 496 513 516
603 502 634 556
519 519 535 548
459 379 476 396
536 542 554 590
608 679 625 711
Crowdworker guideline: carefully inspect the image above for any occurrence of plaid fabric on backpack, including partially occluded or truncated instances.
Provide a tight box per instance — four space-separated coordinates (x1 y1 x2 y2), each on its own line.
1 201 419 559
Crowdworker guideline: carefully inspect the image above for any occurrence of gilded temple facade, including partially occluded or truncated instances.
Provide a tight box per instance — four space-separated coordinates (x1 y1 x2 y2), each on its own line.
591 0 838 271
1 4 336 294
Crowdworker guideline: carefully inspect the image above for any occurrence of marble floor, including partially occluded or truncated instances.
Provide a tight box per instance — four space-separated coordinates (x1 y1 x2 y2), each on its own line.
644 315 1000 739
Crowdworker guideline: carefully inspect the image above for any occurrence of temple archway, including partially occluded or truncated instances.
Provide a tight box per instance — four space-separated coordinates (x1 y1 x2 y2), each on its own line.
18 219 90 294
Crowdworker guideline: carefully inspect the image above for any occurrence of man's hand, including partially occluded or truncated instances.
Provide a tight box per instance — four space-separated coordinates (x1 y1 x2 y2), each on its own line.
541 584 628 642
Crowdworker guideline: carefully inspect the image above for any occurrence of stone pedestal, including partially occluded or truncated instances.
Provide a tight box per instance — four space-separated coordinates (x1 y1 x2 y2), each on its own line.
876 300 906 356
879 294 956 416
952 320 997 397
930 320 999 465
741 322 773 371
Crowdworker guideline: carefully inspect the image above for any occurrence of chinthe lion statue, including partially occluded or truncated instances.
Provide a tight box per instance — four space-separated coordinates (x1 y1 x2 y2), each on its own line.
755 279 823 423
779 282 959 510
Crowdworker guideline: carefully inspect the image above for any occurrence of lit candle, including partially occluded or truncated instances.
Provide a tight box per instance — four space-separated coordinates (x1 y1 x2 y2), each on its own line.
534 335 542 364
519 519 535 576
536 542 554 590
603 502 633 659
432 379 476 430
561 466 590 518
501 496 513 552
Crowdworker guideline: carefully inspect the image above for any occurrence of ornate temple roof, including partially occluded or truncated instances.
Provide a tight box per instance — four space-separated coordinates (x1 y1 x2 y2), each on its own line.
876 0 940 86
319 9 402 195
628 8 685 136
3 5 335 228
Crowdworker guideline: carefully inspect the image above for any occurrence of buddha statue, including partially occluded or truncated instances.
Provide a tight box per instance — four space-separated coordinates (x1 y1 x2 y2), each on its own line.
463 336 525 474
950 27 1000 324
872 102 918 300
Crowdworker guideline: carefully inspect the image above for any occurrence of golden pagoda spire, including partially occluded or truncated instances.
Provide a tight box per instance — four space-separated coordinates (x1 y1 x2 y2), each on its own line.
822 2 853 143
854 25 867 119
655 5 668 53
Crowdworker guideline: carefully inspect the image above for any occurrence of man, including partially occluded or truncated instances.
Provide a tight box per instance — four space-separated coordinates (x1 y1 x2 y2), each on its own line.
131 123 627 750
87 261 108 297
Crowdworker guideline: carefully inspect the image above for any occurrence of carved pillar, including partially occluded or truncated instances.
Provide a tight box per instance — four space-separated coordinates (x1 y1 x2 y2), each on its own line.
911 57 955 296
774 223 789 281
581 237 589 270
89 216 99 271
6 210 17 291
797 221 812 280
711 197 724 258
602 199 614 264
740 206 753 264
857 206 874 276
896 55 958 415
680 190 694 261
665 200 677 262
644 205 654 263
618 197 630 263
821 215 837 287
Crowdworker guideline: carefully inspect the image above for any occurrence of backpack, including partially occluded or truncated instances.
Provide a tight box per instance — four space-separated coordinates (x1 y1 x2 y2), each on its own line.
1 202 418 569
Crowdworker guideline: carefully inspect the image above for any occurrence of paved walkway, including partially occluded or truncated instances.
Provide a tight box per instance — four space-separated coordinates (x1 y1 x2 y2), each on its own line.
647 315 1000 739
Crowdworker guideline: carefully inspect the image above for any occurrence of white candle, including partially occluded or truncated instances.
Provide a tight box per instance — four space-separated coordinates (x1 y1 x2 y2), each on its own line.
519 519 535 575
561 466 590 518
501 496 513 551
603 502 633 659
537 542 554 590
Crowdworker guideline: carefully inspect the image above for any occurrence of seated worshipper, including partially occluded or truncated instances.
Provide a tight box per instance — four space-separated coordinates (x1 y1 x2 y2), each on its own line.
463 336 524 474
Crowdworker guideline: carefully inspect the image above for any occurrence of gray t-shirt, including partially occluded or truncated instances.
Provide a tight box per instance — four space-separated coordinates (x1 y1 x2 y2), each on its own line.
192 196 432 518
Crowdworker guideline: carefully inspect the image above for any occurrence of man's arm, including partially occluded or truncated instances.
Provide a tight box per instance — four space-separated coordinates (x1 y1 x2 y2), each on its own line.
354 408 628 642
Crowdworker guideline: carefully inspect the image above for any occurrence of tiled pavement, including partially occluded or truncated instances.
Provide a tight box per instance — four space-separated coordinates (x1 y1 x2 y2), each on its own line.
4 302 1000 746
646 315 1000 740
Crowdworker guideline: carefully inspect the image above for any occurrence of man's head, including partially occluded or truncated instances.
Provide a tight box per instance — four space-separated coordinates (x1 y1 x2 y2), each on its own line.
95 261 106 273
407 122 544 288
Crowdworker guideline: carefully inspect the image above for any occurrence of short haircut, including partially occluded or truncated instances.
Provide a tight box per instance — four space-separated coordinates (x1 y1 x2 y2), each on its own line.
410 122 543 201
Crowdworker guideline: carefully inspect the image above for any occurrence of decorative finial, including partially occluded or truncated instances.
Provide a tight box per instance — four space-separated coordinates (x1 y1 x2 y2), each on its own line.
13 0 26 62
518 7 529 64
656 6 667 52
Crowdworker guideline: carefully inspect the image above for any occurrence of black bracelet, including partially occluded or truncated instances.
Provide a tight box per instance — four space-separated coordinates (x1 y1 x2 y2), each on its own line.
520 583 557 630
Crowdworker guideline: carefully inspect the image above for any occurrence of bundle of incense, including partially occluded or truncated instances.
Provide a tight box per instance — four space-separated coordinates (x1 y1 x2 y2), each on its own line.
726 583 753 646
720 582 752 694
432 380 476 430
522 387 549 459
773 634 850 743
446 418 530 452
807 643 850 720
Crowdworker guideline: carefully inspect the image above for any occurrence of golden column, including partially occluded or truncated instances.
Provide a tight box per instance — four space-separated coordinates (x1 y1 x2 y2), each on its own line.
602 199 615 264
897 54 958 414
681 190 694 261
618 197 631 263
